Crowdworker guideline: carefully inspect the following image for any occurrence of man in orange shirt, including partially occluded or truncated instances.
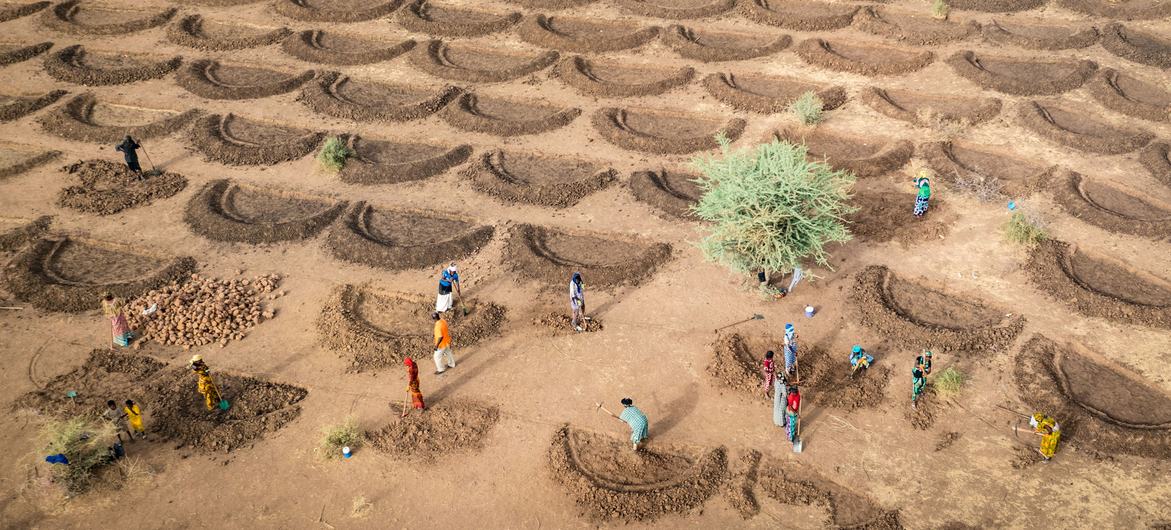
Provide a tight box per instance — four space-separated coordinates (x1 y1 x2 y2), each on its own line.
432 311 455 374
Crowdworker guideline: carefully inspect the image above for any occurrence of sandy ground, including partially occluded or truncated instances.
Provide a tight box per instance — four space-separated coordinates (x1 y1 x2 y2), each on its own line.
1 0 1170 528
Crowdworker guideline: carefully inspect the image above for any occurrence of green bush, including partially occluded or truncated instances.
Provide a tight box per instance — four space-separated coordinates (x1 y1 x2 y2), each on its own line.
691 137 857 277
320 416 362 459
789 91 824 125
931 0 949 19
317 136 352 172
1004 211 1047 246
932 367 965 398
41 416 117 494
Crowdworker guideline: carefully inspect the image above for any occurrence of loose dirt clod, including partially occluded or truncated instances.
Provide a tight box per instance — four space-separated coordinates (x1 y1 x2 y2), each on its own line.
125 272 280 348
366 398 500 460
58 160 186 215
721 449 761 519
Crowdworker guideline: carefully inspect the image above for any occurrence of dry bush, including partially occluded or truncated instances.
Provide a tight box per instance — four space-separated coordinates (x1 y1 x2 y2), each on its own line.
950 173 1006 203
789 90 824 125
320 416 362 459
40 416 117 494
932 0 949 20
1004 211 1048 246
932 367 965 398
317 136 352 172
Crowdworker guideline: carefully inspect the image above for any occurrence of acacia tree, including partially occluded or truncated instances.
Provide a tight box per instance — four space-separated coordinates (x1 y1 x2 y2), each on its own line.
690 136 857 277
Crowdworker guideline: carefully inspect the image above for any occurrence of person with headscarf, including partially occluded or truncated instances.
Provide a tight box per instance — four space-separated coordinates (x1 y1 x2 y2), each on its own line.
100 294 134 347
773 367 790 428
1030 413 1061 460
189 355 222 411
435 262 460 313
916 350 934 375
783 323 799 377
786 385 801 442
569 272 585 332
912 367 926 410
913 171 932 218
761 350 776 398
401 357 425 417
850 345 874 375
124 399 146 439
115 135 142 179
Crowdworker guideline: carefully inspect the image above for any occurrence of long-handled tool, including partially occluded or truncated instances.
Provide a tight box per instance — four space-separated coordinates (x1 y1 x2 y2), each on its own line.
208 375 230 411
138 143 161 177
714 314 764 333
996 404 1032 419
792 400 803 453
456 289 468 316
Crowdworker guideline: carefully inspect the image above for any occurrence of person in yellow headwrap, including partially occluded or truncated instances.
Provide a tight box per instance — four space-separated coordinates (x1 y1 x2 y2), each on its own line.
1030 412 1061 460
190 355 222 411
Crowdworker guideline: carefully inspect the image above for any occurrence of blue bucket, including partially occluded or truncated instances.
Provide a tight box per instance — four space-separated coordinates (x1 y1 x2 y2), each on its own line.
804 306 815 318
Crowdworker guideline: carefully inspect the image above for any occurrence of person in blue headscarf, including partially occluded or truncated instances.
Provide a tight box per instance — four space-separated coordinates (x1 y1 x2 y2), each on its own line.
850 345 874 376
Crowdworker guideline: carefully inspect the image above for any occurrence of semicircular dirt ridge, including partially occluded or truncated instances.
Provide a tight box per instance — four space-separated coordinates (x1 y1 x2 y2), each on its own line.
43 45 181 86
410 39 559 83
773 128 912 178
501 0 595 7
1054 171 1170 239
58 159 187 215
795 38 934 76
946 51 1096 96
1014 335 1171 460
1026 240 1171 329
339 135 471 184
324 201 493 270
862 87 1001 127
758 459 902 528
629 168 701 219
274 0 404 22
1056 0 1171 20
1018 100 1153 155
176 59 316 100
556 56 693 97
739 0 858 31
920 140 1054 197
439 92 580 137
171 0 267 6
548 425 727 523
167 15 293 51
849 190 951 245
1088 68 1170 123
850 265 1025 352
1101 23 1171 69
366 398 501 460
184 179 345 244
3 236 196 312
462 149 616 208
0 88 67 122
188 113 324 165
704 73 845 114
299 72 459 122
318 284 505 371
981 19 1099 50
947 0 1043 11
661 24 790 62
0 215 52 251
505 224 671 288
517 14 659 53
0 1 49 22
41 0 174 35
280 30 415 65
854 6 978 45
0 41 53 66
38 92 202 142
613 0 735 19
0 147 60 180
1142 142 1171 187
592 107 745 155
396 0 520 38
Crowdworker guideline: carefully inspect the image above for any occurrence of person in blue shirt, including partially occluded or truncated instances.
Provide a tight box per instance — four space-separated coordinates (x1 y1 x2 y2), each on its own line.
435 262 460 313
850 345 874 376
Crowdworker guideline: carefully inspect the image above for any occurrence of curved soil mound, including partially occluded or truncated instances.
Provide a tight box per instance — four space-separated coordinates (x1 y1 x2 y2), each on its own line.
0 41 53 66
299 72 458 122
613 0 734 19
17 349 307 453
704 73 845 114
505 224 671 288
556 56 693 97
854 6 978 45
324 201 493 270
629 169 701 219
173 0 267 5
280 30 414 65
1142 142 1171 187
947 0 1042 11
463 149 615 207
43 45 181 86
0 147 60 180
795 38 933 76
850 265 1025 352
3 237 195 312
758 460 902 528
661 24 790 62
849 191 950 245
502 0 594 7
920 140 1054 197
58 159 186 215
1026 240 1171 329
338 135 471 184
946 51 1095 96
317 285 505 371
184 179 345 244
0 88 67 122
167 15 292 51
1054 171 1171 239
739 0 858 31
1018 100 1153 155
518 15 658 53
773 128 912 178
410 40 558 83
188 113 324 165
1015 335 1171 459
709 333 889 410
1101 23 1171 69
41 0 174 35
547 425 727 523
0 1 48 22
861 87 1001 127
533 311 604 333
368 399 501 459
397 1 519 38
439 93 580 137
0 215 51 251
1056 0 1171 20
39 92 201 142
981 19 1099 50
176 60 316 100
1088 68 1170 123
274 0 403 22
592 107 745 155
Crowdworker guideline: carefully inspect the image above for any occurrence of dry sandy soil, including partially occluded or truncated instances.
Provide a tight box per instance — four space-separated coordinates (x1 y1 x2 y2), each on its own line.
1 0 1170 528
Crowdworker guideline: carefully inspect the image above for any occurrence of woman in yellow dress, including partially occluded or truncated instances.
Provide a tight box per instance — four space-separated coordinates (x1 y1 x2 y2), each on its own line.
1030 413 1061 460
124 399 146 439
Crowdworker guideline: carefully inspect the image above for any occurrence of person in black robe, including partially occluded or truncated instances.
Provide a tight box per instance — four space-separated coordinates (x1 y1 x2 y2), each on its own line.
115 135 142 179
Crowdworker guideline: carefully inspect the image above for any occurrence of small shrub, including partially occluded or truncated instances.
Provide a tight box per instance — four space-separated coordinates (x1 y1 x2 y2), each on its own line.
931 0 949 20
116 457 155 485
1004 211 1048 246
933 367 965 398
951 173 1006 203
320 416 362 459
317 136 352 172
789 91 824 125
40 416 117 494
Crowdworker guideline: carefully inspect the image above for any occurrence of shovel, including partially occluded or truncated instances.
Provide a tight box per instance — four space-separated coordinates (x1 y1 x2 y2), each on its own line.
714 314 764 333
792 402 803 453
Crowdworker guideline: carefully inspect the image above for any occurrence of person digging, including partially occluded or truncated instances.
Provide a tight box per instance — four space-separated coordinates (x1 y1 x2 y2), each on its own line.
911 366 926 410
401 357 425 418
189 355 223 411
850 345 874 377
115 135 144 180
1028 412 1061 461
597 398 648 451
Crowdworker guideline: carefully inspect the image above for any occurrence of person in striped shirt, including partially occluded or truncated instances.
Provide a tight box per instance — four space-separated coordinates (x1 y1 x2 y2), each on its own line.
602 398 648 451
